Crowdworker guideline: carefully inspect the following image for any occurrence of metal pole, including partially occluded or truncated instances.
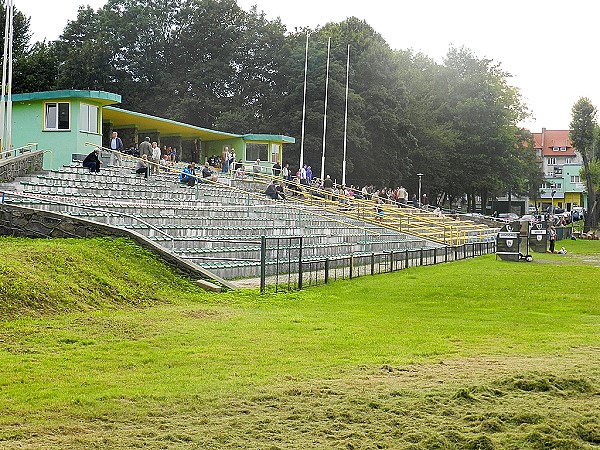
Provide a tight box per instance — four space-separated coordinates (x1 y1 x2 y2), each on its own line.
417 173 423 207
0 0 10 152
342 44 350 186
5 0 13 153
298 236 303 290
320 37 331 181
260 235 266 293
299 32 309 170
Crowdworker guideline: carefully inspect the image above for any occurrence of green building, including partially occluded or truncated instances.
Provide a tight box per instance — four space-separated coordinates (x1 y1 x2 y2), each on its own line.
9 89 294 169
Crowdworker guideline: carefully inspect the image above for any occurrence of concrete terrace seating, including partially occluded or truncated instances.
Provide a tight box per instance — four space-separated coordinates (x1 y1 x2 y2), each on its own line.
2 161 456 280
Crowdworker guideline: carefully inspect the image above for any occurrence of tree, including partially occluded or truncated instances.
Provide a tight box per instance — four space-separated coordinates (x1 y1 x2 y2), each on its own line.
570 97 598 231
13 41 59 92
438 47 529 213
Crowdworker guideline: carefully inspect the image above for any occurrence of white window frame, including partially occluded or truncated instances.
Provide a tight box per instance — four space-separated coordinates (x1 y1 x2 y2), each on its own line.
80 103 99 134
44 102 71 131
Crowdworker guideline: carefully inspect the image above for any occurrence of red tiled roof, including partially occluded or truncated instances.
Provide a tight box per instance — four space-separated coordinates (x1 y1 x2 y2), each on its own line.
532 129 576 156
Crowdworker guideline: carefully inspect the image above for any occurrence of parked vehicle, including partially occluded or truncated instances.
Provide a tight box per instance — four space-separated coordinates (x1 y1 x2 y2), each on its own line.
498 212 520 222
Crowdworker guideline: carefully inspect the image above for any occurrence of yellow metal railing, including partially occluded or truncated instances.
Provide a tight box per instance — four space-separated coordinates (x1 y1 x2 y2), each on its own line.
237 171 497 246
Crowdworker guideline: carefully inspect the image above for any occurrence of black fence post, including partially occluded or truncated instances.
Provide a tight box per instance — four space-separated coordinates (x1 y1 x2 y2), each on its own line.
434 249 437 265
325 258 330 284
390 251 394 272
298 237 303 290
371 253 375 275
405 249 409 269
260 235 266 293
420 248 424 267
350 256 354 279
445 246 448 263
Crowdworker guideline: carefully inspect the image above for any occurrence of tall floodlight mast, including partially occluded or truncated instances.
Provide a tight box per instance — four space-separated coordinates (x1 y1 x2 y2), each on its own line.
5 0 14 152
0 0 12 153
320 37 331 181
341 44 350 186
299 32 309 171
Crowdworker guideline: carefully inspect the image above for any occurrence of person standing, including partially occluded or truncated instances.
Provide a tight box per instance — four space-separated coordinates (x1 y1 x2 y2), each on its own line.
138 136 152 159
151 141 161 174
548 225 557 253
272 160 281 177
222 146 230 173
110 131 124 166
323 175 334 201
282 163 290 181
190 139 199 163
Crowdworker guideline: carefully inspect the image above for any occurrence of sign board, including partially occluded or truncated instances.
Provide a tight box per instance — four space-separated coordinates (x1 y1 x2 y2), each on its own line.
496 231 520 261
528 221 547 253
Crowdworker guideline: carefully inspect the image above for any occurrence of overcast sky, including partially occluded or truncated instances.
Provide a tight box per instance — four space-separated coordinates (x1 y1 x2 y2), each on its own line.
16 0 600 131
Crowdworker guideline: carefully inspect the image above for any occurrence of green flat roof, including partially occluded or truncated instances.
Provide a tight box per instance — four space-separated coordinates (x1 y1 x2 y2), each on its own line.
242 134 296 144
11 89 121 106
104 106 242 141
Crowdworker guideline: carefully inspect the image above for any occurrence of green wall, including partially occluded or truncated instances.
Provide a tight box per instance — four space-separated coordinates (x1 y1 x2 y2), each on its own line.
11 98 104 169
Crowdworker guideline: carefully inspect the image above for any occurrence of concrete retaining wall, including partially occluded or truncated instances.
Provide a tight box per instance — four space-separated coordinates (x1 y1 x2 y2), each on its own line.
0 150 44 182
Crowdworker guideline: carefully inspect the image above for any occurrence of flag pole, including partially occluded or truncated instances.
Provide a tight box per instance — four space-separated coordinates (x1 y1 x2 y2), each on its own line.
299 31 309 171
342 44 350 186
0 0 11 153
6 0 14 153
320 37 331 181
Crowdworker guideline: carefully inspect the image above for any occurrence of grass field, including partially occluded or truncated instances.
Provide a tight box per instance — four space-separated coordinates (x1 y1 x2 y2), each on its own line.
1 236 599 449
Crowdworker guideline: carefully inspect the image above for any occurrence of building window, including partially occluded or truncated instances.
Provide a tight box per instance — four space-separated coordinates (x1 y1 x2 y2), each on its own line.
246 143 268 162
560 146 567 151
547 157 556 165
571 175 580 183
45 102 70 130
552 146 559 152
565 157 572 164
80 103 99 133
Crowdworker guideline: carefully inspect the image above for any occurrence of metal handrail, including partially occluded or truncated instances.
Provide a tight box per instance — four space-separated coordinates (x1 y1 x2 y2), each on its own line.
0 190 176 250
0 142 39 159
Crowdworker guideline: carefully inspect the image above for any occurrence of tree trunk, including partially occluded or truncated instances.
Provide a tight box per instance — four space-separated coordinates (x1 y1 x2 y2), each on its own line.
480 190 488 216
581 151 597 232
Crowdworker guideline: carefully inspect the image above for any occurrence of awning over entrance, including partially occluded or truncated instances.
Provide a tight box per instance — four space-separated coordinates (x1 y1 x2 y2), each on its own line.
103 106 241 141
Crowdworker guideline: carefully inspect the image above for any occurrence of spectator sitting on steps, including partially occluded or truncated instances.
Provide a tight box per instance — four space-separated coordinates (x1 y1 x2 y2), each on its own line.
201 162 217 183
82 148 101 173
276 181 287 200
265 180 280 200
135 155 149 178
180 164 196 186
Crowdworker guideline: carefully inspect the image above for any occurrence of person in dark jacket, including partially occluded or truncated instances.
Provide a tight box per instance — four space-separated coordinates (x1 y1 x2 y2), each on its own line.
82 149 101 173
265 180 279 200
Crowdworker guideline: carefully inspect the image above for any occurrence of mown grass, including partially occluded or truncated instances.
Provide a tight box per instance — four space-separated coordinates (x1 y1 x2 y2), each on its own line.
1 236 599 449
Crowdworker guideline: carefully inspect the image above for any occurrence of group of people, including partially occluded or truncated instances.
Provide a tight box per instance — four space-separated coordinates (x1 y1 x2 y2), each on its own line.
179 162 218 186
